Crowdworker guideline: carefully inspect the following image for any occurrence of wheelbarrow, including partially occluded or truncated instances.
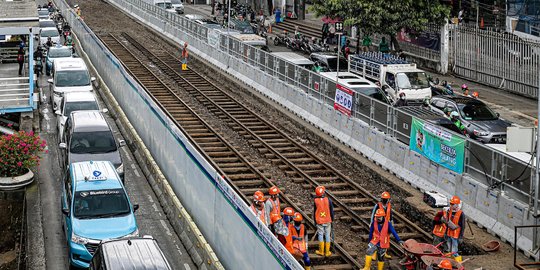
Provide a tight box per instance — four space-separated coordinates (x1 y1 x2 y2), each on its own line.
399 239 446 270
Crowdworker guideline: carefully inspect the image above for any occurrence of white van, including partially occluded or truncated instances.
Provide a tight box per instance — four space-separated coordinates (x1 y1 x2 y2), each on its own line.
320 72 392 105
271 52 315 70
48 58 95 111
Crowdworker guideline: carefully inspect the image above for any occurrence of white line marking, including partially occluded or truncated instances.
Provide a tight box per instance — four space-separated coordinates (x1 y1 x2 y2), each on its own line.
176 244 183 255
160 220 173 236
184 263 191 270
134 168 141 177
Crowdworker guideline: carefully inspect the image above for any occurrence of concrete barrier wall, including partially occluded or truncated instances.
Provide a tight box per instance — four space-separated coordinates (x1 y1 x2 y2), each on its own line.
55 1 302 269
99 0 540 259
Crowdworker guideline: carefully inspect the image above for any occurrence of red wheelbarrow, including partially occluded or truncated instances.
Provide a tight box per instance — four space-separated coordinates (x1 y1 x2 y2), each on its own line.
421 255 464 270
399 239 447 269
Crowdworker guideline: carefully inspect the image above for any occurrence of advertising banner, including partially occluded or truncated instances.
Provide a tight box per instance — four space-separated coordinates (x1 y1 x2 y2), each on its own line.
409 117 465 174
397 27 441 51
334 84 354 116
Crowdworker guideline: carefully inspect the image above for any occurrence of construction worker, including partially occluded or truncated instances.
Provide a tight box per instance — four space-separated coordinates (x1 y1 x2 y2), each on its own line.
265 186 282 230
362 209 404 270
181 42 189 70
283 207 294 226
432 210 447 250
313 186 334 257
250 191 266 225
426 259 453 270
287 213 311 270
447 196 465 262
74 4 81 17
370 191 393 259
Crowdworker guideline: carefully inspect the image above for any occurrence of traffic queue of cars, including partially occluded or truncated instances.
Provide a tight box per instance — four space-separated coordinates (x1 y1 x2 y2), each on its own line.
36 5 172 269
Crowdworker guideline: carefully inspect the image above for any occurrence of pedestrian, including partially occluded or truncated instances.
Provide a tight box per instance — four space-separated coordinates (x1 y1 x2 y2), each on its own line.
264 186 282 231
394 92 408 107
17 47 25 76
379 37 390 53
461 84 472 97
275 8 281 24
344 40 351 60
361 209 404 270
328 24 336 45
340 32 347 50
181 42 189 70
446 196 465 262
250 191 267 224
287 213 311 270
313 185 334 257
321 22 329 44
74 4 81 17
362 34 372 52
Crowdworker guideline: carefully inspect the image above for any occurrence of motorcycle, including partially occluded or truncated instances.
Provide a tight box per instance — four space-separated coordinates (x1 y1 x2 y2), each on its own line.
273 32 289 46
34 55 43 77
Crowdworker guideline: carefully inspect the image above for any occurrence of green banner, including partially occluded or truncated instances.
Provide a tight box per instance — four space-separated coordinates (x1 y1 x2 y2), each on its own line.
409 117 465 174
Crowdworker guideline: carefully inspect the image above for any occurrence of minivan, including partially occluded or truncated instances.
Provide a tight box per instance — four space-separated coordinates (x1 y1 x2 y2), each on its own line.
62 161 139 268
271 52 315 70
59 111 124 179
89 237 172 270
320 72 392 104
56 91 102 138
49 58 95 111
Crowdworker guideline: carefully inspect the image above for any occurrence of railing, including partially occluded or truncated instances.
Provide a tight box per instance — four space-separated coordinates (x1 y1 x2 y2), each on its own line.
0 77 31 111
112 0 538 206
515 225 540 269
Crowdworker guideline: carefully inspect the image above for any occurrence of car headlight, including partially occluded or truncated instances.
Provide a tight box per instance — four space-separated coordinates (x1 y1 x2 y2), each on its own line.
473 129 489 137
71 233 91 245
125 229 139 238
116 164 124 175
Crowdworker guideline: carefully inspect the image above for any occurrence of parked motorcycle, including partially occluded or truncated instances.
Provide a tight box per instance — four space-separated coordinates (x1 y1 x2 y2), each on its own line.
34 55 43 77
273 32 289 46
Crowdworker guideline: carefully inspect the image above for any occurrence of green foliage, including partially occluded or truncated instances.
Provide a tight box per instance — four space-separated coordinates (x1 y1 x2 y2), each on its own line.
310 0 450 35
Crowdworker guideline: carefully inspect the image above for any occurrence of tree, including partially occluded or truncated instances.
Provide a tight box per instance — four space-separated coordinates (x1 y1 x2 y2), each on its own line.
310 0 450 50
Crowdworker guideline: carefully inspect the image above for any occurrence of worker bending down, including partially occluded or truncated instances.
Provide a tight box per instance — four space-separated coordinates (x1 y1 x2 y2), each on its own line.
362 209 404 270
285 212 311 270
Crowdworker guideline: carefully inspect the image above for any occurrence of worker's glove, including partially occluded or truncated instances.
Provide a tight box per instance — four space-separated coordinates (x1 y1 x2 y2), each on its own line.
447 220 458 230
440 216 447 223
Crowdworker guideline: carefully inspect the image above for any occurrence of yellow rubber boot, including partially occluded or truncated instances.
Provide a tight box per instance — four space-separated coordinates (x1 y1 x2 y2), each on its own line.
371 251 377 260
384 252 392 259
324 242 332 257
377 261 385 270
315 242 324 256
362 255 373 270
304 267 310 270
455 255 462 262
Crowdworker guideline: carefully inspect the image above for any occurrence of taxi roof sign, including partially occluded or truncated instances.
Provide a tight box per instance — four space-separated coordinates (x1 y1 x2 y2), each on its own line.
84 170 107 181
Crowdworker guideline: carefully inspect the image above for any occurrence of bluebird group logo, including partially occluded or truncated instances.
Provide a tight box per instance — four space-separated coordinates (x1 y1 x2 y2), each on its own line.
93 170 101 177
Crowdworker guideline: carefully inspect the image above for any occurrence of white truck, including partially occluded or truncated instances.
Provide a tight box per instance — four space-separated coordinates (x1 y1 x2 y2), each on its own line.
348 52 431 104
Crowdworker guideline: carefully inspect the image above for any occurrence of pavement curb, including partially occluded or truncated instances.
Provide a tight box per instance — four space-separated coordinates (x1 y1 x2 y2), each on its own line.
71 31 224 270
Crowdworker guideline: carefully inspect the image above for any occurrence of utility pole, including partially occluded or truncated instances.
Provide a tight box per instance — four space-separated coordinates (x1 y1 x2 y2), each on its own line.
534 74 540 251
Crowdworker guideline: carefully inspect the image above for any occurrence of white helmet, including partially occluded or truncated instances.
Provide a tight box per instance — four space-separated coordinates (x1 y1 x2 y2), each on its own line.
74 4 79 8
450 111 459 118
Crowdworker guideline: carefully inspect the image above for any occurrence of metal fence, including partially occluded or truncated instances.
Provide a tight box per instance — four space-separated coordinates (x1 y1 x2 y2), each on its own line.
107 0 533 205
450 25 540 98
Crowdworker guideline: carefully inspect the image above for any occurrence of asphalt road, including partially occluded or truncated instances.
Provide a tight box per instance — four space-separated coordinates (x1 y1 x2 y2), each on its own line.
31 32 196 270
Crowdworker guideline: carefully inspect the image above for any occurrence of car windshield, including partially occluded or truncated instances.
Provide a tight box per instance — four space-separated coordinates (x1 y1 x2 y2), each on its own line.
327 58 348 72
41 29 59 37
55 70 90 87
458 102 498 121
352 87 389 103
38 10 49 16
205 24 222 29
395 72 430 89
39 21 56 28
171 0 182 4
157 2 173 9
64 101 99 116
70 130 117 154
49 48 72 58
73 189 130 219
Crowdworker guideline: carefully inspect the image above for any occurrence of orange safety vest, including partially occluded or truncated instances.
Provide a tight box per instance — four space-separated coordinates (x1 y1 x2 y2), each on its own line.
314 197 332 224
378 201 391 220
251 204 266 225
181 48 189 59
446 210 463 239
290 224 307 253
285 223 294 253
269 198 281 224
432 211 447 238
371 218 390 248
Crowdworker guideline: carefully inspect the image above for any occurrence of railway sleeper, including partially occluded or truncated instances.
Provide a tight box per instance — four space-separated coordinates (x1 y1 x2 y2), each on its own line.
201 146 230 152
232 180 265 186
220 167 255 174
192 137 221 143
227 174 259 180
241 187 285 194
213 162 246 168
196 141 225 147
211 157 240 163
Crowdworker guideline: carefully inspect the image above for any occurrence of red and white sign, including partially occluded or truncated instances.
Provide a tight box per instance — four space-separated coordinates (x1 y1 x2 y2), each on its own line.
334 84 354 116
314 82 319 91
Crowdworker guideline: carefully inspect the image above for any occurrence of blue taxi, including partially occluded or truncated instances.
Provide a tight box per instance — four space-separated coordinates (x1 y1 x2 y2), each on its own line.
61 161 139 268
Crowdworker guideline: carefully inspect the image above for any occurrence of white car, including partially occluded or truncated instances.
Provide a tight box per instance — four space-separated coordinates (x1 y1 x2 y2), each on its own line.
171 0 184 14
39 27 60 46
56 91 103 139
48 58 95 111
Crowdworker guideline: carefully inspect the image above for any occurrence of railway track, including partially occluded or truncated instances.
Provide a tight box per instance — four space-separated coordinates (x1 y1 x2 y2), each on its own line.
98 33 360 269
99 32 434 268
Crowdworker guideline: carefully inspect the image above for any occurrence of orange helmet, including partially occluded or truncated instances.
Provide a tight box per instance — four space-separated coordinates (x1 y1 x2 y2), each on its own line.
269 186 280 195
293 212 303 222
375 208 386 217
253 191 265 202
270 212 281 224
283 207 294 216
472 91 479 98
437 259 453 269
381 191 391 199
315 186 326 197
449 195 461 205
